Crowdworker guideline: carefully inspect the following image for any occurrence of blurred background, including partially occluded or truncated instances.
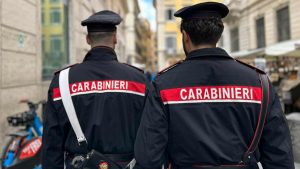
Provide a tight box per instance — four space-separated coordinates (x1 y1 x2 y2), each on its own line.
0 0 299 165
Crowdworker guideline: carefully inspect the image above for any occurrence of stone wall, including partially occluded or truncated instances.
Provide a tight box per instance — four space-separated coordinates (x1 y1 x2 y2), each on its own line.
0 0 43 142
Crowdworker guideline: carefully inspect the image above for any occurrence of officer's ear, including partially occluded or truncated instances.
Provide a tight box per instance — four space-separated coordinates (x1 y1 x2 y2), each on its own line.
113 32 117 44
182 30 190 44
86 35 91 45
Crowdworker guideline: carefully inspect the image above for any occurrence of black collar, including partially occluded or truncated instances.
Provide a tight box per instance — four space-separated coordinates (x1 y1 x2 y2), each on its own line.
83 46 118 62
186 47 232 60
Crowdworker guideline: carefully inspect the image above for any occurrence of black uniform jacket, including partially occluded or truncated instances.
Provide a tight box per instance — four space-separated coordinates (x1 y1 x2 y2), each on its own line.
134 48 294 169
42 47 147 169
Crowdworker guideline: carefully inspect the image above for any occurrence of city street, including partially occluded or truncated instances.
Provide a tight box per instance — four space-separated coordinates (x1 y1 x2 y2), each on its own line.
0 0 299 168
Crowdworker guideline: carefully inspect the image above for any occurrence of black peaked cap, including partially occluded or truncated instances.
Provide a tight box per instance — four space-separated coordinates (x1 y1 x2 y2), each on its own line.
174 2 229 20
81 10 123 32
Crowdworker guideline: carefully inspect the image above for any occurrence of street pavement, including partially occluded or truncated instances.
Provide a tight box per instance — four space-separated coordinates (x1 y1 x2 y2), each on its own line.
258 163 300 168
287 113 300 169
287 113 300 167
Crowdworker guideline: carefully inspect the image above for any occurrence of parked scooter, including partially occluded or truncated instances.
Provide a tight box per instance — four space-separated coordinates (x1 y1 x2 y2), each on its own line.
1 99 44 169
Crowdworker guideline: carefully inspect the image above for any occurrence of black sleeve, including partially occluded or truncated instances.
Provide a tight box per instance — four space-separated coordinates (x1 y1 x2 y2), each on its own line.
259 84 295 169
42 78 65 169
134 82 168 169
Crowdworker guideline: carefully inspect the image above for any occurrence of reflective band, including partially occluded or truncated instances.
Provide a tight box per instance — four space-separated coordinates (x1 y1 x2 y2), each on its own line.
53 80 145 101
160 86 262 105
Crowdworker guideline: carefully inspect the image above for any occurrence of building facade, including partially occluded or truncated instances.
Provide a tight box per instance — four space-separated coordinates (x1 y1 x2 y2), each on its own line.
0 0 134 144
125 0 140 64
135 18 157 72
42 0 69 79
106 0 129 63
154 0 224 70
221 0 300 81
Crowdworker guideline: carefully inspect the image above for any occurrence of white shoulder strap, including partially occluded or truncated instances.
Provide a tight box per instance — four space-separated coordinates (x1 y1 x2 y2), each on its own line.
59 68 87 144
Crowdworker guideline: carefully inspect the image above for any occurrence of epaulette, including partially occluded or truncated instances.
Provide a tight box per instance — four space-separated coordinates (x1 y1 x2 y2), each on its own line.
53 63 78 75
235 59 266 74
157 60 184 76
123 63 144 73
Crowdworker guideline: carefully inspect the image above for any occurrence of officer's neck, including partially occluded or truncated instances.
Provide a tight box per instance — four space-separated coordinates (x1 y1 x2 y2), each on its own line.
190 44 216 52
91 43 115 50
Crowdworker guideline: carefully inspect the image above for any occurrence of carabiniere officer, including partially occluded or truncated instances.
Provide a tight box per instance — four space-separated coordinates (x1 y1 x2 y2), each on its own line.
134 2 294 169
42 10 148 169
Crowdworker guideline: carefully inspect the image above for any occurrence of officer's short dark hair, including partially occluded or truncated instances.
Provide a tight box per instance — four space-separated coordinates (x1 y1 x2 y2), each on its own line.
181 17 224 45
88 32 115 44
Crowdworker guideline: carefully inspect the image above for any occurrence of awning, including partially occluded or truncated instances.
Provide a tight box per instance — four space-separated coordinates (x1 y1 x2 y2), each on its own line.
231 48 265 58
230 39 300 58
265 39 300 56
285 48 300 57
